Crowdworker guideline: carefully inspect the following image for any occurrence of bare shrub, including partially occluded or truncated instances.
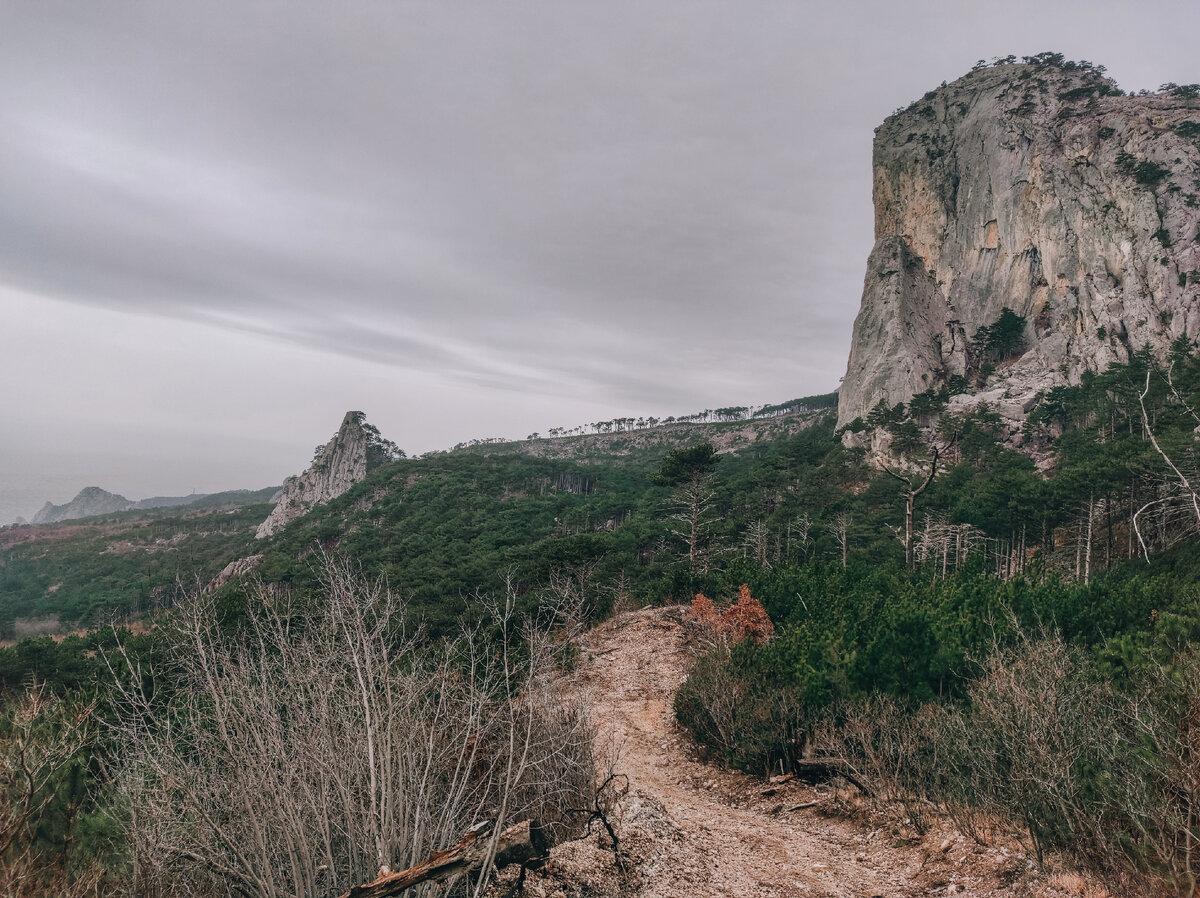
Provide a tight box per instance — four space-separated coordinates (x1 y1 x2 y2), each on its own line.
816 695 942 835
606 571 638 619
107 555 597 898
945 632 1107 862
12 617 62 639
672 645 747 762
673 645 807 775
1106 649 1200 897
0 684 101 898
681 604 1200 896
811 631 1132 867
858 626 1200 896
938 631 1200 896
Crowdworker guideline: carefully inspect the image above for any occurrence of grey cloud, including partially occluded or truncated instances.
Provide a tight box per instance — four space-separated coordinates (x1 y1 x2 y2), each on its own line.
3 0 1200 520
1 2 877 371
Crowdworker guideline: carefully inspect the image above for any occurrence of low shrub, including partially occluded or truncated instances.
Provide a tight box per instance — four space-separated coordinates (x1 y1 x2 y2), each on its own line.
674 646 807 774
687 585 775 646
679 615 1200 895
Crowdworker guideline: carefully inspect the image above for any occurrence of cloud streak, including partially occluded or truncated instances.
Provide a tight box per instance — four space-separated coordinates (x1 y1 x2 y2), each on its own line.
2 0 1199 520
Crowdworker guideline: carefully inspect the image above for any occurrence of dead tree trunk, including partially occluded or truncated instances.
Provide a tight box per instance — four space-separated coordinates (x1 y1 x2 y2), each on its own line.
341 820 547 898
1084 493 1095 586
882 439 952 567
1140 369 1200 528
788 758 872 795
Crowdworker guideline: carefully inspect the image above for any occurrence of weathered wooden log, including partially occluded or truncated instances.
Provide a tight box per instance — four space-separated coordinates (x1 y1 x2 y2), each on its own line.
790 758 871 794
339 820 547 898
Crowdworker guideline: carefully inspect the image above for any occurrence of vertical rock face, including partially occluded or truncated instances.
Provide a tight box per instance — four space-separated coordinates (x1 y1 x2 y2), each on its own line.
838 60 1200 428
255 412 372 539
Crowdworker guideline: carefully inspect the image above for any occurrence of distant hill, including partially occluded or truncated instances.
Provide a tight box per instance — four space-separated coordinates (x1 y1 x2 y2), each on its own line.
32 486 134 523
28 485 279 525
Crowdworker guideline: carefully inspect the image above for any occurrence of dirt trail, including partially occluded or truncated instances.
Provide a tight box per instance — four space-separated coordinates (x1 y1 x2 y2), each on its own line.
524 606 1091 898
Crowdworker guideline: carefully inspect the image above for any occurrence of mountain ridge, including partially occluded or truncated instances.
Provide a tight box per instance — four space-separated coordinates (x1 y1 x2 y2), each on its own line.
30 486 133 524
26 486 280 526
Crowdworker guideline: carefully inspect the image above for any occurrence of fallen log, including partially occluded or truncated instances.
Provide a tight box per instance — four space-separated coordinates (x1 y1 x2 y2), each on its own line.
790 759 871 795
339 819 547 898
762 772 796 795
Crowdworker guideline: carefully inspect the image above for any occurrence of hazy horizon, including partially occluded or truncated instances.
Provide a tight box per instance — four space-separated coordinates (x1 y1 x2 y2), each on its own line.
4 1 1200 524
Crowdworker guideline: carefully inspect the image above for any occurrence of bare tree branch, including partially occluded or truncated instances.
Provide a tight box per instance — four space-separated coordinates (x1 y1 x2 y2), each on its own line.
107 554 599 898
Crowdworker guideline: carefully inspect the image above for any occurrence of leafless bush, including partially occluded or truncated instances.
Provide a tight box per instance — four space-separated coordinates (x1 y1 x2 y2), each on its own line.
107 555 597 898
1105 650 1200 897
736 606 1200 897
939 630 1200 896
822 624 1200 896
942 633 1117 864
0 684 101 898
816 632 1123 859
815 695 940 835
671 644 745 762
11 617 63 639
606 571 638 618
673 643 809 774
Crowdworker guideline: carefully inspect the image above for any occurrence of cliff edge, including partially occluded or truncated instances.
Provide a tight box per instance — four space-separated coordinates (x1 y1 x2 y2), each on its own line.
838 57 1200 428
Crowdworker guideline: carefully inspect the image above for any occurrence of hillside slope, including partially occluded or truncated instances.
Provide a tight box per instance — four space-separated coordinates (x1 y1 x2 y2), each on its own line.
1 411 844 633
462 409 827 464
0 495 275 632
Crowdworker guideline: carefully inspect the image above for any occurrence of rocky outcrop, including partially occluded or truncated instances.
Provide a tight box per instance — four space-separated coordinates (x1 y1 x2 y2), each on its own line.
32 487 133 523
207 554 264 592
256 411 379 539
839 59 1200 428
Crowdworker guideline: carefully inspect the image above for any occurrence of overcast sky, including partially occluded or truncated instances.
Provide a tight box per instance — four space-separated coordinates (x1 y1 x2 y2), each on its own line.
2 1 1198 522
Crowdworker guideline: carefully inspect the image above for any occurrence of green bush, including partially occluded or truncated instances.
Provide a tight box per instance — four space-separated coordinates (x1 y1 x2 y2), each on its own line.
1134 160 1171 187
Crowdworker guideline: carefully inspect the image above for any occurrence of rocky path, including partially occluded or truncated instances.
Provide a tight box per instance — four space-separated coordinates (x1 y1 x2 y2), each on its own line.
520 606 1093 898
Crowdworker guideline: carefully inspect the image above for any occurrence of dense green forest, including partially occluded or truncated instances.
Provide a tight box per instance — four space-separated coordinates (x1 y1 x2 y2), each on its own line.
0 403 829 638
5 350 1200 702
0 494 277 637
5 350 1200 894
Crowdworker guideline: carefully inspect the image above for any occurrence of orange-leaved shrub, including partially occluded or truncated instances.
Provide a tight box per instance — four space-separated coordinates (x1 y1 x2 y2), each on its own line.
687 584 774 646
677 586 796 772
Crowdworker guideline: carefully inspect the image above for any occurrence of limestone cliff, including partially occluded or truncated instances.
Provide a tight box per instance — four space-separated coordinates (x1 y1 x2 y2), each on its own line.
838 58 1200 429
256 411 394 539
